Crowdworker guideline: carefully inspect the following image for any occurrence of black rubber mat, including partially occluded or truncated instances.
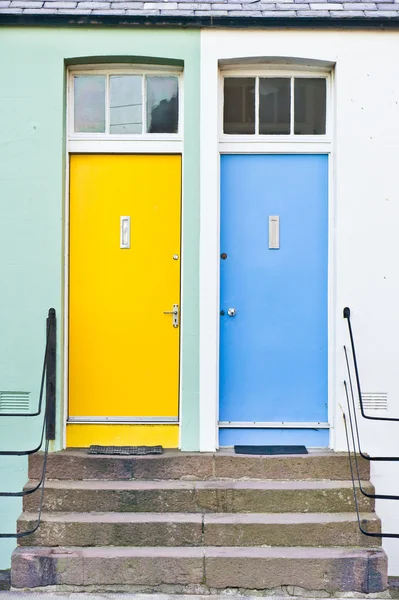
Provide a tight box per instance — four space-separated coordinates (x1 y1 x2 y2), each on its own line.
88 445 163 456
234 445 308 455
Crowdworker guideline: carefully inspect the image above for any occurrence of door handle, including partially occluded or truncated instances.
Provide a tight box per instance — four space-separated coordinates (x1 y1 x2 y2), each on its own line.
164 304 179 328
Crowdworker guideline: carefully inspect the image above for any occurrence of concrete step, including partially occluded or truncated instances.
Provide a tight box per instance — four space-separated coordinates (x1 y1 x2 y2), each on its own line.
29 450 370 482
17 511 381 548
11 545 388 593
23 479 375 514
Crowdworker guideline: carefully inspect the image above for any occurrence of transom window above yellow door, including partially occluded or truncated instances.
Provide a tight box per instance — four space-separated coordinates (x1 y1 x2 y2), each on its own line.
69 67 182 138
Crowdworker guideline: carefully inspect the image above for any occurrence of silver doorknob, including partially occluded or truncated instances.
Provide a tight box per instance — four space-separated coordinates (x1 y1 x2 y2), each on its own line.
227 308 237 317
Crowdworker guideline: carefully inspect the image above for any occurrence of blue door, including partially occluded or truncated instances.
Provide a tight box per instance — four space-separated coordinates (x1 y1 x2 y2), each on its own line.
219 154 328 447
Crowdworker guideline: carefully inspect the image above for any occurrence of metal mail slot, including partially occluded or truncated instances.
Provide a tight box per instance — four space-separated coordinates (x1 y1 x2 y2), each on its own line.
269 216 280 249
120 216 130 249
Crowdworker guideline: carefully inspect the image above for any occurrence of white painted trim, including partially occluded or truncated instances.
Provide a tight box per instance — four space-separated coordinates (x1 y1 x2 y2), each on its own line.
177 150 185 451
70 64 183 74
199 56 335 453
63 73 71 452
68 70 75 142
220 63 333 75
64 65 185 450
290 76 295 136
219 142 332 154
219 422 330 429
68 140 183 154
62 65 73 450
67 67 183 143
199 47 220 452
219 69 330 141
69 134 183 144
68 416 179 423
255 76 259 136
220 67 332 76
141 73 146 139
62 150 70 451
327 66 337 450
327 150 335 450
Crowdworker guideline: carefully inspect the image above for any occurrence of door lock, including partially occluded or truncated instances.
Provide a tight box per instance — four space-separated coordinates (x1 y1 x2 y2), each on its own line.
164 304 179 328
227 308 237 317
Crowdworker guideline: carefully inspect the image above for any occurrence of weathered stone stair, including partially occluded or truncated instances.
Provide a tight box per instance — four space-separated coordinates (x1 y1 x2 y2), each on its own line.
11 450 388 595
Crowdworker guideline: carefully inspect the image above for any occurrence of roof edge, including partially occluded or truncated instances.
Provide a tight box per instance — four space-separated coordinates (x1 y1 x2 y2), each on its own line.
1 13 399 28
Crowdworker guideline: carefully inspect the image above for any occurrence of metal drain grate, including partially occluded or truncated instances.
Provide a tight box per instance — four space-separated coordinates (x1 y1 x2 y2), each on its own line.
88 445 163 456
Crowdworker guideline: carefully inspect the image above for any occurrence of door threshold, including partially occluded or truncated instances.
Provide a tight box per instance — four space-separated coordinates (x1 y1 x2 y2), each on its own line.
218 422 329 429
68 416 179 424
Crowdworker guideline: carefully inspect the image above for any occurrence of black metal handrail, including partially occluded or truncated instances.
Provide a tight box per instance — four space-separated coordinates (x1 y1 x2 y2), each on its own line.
343 412 399 539
344 307 399 461
342 306 399 538
344 380 399 500
343 349 399 462
0 308 56 538
344 307 399 423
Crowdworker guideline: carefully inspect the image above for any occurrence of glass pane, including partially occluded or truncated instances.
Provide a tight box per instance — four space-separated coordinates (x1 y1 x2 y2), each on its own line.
223 78 255 135
294 78 326 135
259 78 290 135
110 75 142 134
146 76 179 134
74 75 105 133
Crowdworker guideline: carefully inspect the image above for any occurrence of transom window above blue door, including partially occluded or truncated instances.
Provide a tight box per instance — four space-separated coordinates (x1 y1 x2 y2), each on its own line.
70 69 181 137
223 76 327 137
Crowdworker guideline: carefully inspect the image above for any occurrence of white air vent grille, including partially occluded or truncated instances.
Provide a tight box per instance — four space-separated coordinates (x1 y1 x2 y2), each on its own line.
360 393 388 411
0 391 30 413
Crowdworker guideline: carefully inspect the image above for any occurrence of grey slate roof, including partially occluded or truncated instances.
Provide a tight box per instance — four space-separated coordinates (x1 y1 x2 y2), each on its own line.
2 0 399 20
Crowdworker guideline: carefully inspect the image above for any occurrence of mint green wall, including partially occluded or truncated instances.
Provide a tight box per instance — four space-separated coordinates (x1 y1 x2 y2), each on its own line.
0 26 200 568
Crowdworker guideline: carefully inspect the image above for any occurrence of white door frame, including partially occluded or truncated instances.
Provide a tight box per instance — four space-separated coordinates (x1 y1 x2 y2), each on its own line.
62 66 184 449
199 62 335 452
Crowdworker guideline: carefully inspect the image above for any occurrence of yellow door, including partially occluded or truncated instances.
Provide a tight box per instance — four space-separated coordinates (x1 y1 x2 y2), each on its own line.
68 154 181 447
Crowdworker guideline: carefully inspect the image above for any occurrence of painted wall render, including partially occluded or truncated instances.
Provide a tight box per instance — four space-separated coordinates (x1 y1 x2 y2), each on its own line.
0 26 201 567
199 27 399 573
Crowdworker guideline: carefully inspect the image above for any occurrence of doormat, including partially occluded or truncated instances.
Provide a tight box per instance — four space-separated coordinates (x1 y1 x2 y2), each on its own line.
88 445 163 456
234 445 308 455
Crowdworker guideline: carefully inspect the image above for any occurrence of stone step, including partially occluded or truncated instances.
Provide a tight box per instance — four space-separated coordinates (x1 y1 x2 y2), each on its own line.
23 479 375 514
29 450 370 482
11 545 388 593
17 511 381 548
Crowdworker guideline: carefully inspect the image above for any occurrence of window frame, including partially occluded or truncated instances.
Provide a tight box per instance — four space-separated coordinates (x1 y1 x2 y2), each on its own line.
219 66 332 142
68 65 183 141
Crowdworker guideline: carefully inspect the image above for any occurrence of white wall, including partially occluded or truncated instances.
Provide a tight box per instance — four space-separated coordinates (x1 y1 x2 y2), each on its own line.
199 28 399 574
